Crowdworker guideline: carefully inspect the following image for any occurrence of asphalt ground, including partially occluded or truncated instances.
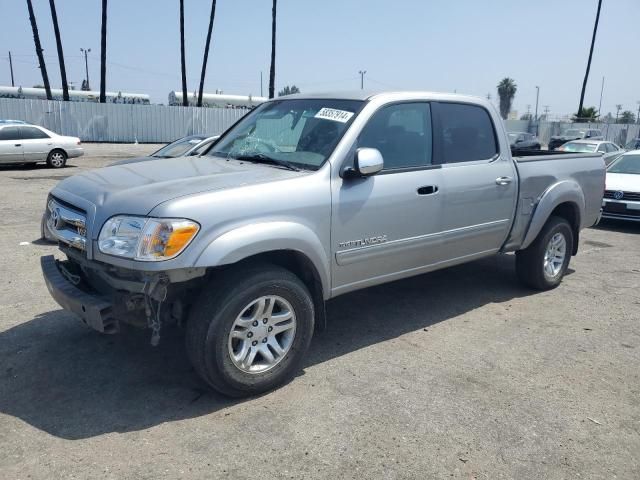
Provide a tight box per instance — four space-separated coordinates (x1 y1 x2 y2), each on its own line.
0 143 638 479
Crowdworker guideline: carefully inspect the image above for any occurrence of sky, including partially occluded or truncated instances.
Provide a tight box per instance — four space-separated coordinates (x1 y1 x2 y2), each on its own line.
1 0 638 117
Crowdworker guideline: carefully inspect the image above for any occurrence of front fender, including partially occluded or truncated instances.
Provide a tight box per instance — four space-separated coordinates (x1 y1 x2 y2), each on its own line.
521 180 584 249
194 221 331 298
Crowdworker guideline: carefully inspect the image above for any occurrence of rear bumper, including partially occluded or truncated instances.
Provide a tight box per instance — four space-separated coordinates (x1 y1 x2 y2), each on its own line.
40 255 119 333
66 147 84 159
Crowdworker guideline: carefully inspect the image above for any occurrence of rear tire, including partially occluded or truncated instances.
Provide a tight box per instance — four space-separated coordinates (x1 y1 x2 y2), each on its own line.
47 149 67 168
185 264 314 397
516 216 573 290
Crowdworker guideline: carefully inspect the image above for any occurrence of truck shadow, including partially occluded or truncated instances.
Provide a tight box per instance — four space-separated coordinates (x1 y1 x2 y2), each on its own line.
0 254 535 439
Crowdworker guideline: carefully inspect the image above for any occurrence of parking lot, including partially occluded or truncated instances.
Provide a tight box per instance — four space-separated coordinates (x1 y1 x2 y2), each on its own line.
0 144 638 479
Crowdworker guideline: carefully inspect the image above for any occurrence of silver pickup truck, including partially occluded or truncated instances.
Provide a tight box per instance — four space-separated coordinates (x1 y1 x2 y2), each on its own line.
41 91 604 397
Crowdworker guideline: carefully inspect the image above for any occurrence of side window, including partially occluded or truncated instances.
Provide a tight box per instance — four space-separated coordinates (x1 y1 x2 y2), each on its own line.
434 103 498 163
20 127 50 139
597 144 607 153
605 143 616 153
358 102 432 170
0 127 22 141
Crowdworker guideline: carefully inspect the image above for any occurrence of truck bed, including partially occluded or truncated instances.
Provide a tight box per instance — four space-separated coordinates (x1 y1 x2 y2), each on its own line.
502 151 605 252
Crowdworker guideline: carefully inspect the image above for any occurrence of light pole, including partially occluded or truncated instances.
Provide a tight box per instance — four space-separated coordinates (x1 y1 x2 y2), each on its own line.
358 70 366 90
598 76 604 116
636 101 640 125
534 86 540 135
80 47 91 90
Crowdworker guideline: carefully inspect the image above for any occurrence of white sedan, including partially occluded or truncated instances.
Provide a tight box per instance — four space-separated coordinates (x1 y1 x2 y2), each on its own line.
602 150 640 222
0 122 83 168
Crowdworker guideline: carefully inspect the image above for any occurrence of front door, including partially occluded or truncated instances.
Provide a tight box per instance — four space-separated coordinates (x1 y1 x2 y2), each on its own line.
331 102 445 295
0 126 24 163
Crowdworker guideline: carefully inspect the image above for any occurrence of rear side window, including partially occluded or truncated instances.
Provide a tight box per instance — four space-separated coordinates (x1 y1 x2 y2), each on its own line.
20 127 50 139
434 103 498 163
358 102 432 170
0 126 22 141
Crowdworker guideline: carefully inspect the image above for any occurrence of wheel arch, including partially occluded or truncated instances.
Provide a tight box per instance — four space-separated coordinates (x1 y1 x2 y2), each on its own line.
522 180 584 254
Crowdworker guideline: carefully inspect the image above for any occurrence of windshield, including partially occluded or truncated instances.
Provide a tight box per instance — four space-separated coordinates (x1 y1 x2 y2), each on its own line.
624 139 640 150
563 129 584 137
561 142 597 152
608 154 640 175
153 136 205 158
208 99 363 170
508 133 520 142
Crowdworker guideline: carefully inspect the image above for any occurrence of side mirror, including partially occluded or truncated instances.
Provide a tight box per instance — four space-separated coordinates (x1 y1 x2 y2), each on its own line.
343 148 384 178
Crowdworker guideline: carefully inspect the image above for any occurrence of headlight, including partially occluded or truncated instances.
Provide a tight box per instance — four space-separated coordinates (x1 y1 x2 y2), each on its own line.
98 216 199 261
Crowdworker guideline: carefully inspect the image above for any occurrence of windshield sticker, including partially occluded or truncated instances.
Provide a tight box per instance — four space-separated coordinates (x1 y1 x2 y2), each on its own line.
314 108 354 123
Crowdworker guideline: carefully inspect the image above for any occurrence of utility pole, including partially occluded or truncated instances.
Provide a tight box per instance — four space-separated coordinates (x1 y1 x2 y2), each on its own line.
577 0 602 118
260 71 263 97
598 76 604 116
8 51 14 86
534 86 540 121
615 104 622 124
636 101 640 125
358 70 366 90
80 48 91 90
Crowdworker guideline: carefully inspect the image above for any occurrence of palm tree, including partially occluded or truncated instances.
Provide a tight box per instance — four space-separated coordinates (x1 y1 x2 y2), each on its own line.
99 0 107 103
497 78 517 119
197 0 217 107
179 0 188 106
26 0 52 100
48 0 69 101
268 0 277 99
572 106 599 122
577 0 602 119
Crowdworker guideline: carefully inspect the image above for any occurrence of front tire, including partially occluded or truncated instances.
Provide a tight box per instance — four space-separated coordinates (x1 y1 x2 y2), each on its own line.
516 216 573 290
47 149 67 168
186 264 314 397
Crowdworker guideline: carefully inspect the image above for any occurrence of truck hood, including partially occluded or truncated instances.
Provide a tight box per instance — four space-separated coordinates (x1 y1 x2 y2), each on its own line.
52 155 307 218
606 172 640 192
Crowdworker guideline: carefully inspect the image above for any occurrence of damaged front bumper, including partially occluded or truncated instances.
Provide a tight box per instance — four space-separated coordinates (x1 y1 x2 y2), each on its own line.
41 255 119 333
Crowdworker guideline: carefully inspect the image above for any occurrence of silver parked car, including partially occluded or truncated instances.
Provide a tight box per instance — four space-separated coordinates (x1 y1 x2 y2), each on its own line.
110 134 219 166
558 139 624 165
0 122 83 168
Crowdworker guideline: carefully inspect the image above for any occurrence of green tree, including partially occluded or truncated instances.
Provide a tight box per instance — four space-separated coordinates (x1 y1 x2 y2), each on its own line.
618 111 636 124
572 106 599 122
497 78 517 120
278 85 300 97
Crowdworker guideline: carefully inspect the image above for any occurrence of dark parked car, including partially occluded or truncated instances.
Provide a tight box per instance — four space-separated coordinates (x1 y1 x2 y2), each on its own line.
548 128 603 151
509 131 541 151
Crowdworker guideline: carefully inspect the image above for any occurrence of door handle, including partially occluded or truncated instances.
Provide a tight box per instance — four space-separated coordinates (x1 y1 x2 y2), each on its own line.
495 176 512 186
417 185 438 195
14 144 21 147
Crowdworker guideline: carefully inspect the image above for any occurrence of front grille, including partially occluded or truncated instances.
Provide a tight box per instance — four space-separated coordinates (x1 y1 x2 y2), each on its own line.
604 190 640 202
45 197 87 250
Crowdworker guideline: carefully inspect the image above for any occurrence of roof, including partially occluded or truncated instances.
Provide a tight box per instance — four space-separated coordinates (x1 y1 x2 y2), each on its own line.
268 90 491 105
564 139 609 144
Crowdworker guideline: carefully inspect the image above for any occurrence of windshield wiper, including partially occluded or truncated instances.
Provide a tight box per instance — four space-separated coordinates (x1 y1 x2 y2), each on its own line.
232 153 301 171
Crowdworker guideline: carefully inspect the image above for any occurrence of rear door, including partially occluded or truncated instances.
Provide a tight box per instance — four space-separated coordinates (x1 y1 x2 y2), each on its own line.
432 102 518 260
20 126 52 162
0 126 24 163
